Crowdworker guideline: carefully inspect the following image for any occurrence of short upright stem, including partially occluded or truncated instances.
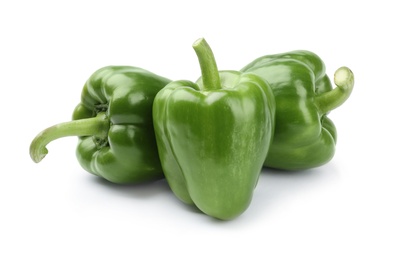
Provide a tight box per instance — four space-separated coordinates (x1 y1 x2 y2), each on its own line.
29 113 110 163
192 38 221 91
315 66 354 114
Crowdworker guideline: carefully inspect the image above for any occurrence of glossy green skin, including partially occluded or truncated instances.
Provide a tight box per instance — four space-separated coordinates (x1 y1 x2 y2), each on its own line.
153 71 275 220
72 66 171 183
241 50 337 170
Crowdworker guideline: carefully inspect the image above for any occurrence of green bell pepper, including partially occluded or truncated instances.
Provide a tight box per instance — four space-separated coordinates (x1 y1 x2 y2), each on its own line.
241 50 354 170
153 38 275 220
30 66 170 183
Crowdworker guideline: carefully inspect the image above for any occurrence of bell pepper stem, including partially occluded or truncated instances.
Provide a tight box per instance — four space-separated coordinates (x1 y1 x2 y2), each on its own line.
30 112 110 163
192 38 221 91
315 66 354 114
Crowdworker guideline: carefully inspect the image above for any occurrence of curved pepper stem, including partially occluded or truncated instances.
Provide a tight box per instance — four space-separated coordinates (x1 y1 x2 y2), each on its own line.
192 38 221 91
30 113 110 163
315 66 354 114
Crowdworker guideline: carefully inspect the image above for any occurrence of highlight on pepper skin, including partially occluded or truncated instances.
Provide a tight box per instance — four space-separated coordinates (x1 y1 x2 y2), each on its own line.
241 50 354 170
30 66 171 184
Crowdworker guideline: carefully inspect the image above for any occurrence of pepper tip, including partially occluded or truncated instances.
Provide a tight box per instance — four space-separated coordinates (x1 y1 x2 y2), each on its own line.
30 145 48 163
192 38 205 48
334 66 354 91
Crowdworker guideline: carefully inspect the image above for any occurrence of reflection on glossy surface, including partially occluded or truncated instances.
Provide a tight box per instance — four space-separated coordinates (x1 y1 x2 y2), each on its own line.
30 66 171 184
242 50 354 170
153 71 275 220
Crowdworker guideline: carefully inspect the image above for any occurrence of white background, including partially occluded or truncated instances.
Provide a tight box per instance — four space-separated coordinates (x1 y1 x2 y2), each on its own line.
1 0 393 259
